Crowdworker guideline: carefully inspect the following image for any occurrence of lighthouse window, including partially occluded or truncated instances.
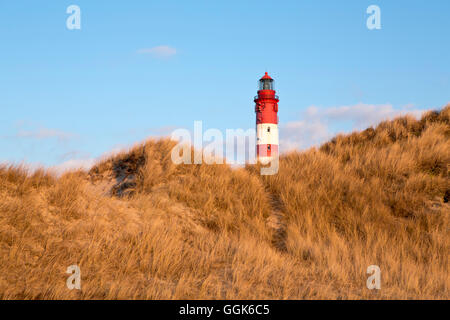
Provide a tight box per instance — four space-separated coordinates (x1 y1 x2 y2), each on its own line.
259 79 274 90
268 145 271 151
267 127 270 132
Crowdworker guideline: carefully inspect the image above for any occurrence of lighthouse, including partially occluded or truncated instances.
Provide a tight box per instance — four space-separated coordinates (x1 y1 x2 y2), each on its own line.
254 72 279 164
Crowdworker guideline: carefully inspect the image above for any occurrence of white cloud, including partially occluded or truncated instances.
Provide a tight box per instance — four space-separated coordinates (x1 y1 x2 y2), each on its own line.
317 103 424 129
50 144 134 176
281 120 331 152
15 127 77 142
50 158 97 175
137 45 177 58
59 150 91 162
280 103 427 153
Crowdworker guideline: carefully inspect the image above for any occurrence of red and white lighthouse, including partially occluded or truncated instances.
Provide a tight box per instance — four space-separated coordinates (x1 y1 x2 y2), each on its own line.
254 72 279 164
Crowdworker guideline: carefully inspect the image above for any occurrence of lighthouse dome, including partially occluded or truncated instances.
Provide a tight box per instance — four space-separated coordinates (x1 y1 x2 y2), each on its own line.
259 72 275 91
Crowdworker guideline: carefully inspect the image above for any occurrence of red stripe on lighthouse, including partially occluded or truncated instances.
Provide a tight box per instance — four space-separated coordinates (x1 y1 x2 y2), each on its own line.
257 144 279 158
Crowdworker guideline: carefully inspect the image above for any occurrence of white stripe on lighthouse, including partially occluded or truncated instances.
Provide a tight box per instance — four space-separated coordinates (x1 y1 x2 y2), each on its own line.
258 156 272 165
256 123 279 145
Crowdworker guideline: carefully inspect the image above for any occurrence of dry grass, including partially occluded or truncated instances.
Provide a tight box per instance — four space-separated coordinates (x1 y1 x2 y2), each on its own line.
0 106 449 299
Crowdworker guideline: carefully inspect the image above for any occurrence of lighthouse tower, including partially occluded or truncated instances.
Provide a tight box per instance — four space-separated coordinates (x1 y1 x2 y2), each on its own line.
254 72 279 164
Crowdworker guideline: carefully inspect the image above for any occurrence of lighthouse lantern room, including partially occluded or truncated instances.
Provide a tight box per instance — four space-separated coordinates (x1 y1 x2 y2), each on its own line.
254 72 279 164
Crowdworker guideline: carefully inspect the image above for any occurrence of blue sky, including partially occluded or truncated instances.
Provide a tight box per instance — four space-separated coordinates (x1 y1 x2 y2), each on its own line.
1 0 449 170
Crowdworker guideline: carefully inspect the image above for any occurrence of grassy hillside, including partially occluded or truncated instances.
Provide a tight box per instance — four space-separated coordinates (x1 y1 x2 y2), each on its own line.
0 106 448 299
